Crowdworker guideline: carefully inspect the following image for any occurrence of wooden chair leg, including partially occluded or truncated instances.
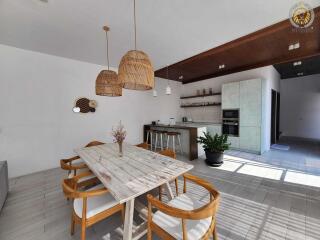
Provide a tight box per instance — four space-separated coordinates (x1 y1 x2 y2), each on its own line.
213 226 218 240
70 214 75 235
147 199 152 240
175 178 179 196
81 220 86 240
158 186 162 201
147 228 152 240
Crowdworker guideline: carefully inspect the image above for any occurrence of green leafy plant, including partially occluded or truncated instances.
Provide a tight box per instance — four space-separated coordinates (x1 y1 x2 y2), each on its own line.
197 132 230 153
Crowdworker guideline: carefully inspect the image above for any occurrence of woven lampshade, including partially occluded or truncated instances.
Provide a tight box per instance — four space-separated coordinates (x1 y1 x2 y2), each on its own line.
96 70 122 96
118 50 154 90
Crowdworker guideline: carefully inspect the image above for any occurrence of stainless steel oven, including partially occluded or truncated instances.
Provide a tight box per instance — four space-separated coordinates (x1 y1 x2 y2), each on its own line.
223 109 239 119
222 109 239 137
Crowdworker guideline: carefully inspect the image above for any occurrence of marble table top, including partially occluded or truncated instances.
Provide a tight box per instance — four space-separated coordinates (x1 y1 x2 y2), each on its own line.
75 143 193 203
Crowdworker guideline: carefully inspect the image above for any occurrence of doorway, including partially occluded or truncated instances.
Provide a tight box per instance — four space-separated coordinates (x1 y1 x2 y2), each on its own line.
271 89 280 145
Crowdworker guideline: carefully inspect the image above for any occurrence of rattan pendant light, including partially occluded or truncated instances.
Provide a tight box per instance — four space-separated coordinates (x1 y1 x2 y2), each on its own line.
118 0 154 90
96 26 122 96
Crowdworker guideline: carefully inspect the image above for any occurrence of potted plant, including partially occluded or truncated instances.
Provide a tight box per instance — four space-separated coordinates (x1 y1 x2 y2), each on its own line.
197 132 230 167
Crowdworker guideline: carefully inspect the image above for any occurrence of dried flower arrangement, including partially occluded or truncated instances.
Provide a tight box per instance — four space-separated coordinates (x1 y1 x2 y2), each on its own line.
112 121 127 143
112 121 126 157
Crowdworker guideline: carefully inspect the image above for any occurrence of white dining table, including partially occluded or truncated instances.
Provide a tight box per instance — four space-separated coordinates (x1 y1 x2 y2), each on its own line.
75 143 193 240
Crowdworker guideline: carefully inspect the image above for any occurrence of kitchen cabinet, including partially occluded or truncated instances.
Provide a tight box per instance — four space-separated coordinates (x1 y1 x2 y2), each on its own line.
222 82 240 109
240 79 262 127
222 78 266 154
239 127 261 153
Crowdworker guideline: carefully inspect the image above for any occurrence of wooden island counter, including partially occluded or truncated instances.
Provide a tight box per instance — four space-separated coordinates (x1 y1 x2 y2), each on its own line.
144 123 221 160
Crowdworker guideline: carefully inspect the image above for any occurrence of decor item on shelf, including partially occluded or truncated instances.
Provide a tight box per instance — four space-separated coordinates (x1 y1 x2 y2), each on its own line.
202 89 206 95
73 98 97 113
209 88 213 94
96 26 122 96
165 65 171 95
118 0 154 90
197 132 230 167
112 121 127 157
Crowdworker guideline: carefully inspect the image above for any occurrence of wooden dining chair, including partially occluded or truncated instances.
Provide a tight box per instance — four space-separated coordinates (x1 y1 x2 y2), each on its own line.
158 149 179 201
62 171 124 240
147 173 220 240
60 141 105 178
136 142 150 150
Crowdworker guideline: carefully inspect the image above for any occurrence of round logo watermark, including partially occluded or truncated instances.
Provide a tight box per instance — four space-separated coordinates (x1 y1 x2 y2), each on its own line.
290 1 315 29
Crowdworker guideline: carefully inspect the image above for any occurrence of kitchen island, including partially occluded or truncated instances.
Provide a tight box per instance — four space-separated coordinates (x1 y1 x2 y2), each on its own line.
143 122 221 160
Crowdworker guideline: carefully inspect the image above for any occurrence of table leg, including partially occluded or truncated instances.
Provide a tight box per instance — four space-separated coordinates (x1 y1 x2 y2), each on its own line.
123 198 135 240
163 182 174 200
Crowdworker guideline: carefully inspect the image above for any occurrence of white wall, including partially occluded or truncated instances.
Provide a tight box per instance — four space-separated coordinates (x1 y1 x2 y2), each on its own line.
280 74 320 140
261 67 281 152
0 44 182 178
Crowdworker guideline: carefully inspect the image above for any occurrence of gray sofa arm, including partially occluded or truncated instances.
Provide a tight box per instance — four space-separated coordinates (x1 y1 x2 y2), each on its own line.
0 161 8 211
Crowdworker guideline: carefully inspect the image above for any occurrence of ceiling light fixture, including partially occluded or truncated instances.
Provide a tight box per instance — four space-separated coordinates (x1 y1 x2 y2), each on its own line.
153 79 157 97
153 89 158 97
96 26 122 97
118 0 154 90
219 64 225 69
179 75 184 80
293 61 302 66
288 42 300 51
165 65 172 95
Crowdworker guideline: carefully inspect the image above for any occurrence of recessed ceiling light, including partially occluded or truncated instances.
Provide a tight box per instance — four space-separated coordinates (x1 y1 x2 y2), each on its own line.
293 61 302 66
297 72 304 76
219 64 225 69
289 42 300 51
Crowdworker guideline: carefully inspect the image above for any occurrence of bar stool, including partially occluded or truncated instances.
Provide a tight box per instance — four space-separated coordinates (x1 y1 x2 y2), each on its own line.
146 129 155 150
166 132 183 154
154 130 167 151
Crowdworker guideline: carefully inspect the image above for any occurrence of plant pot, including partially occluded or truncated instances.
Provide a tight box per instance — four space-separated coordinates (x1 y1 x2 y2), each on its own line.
205 150 223 167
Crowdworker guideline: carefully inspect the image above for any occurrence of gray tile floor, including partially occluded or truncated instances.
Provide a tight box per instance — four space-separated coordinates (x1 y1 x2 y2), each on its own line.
1 138 320 240
235 136 320 175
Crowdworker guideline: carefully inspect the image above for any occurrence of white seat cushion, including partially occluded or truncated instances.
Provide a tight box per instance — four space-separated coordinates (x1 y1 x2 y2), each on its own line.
153 193 211 240
73 184 119 219
67 172 94 183
72 158 84 164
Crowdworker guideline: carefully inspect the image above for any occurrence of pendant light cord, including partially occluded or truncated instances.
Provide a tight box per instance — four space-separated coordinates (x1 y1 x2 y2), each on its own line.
167 65 170 85
105 30 110 70
134 0 137 50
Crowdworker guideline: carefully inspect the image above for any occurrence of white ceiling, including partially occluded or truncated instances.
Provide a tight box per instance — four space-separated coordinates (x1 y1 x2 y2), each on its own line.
1 0 319 69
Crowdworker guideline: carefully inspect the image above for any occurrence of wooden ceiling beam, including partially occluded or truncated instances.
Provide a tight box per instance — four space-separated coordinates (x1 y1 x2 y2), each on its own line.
155 6 320 84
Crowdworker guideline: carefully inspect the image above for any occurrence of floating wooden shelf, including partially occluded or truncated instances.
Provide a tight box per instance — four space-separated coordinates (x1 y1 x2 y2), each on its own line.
180 93 221 99
180 103 221 108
